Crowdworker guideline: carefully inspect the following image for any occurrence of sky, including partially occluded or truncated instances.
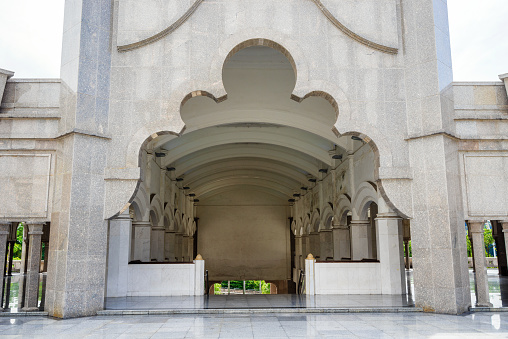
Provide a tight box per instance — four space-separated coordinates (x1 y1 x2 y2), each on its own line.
0 0 506 81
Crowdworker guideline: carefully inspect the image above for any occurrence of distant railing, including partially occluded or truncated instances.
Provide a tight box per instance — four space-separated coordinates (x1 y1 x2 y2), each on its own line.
205 270 209 295
297 269 305 295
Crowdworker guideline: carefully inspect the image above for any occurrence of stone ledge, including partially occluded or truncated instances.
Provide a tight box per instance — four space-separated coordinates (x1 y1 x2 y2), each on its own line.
97 307 423 316
0 311 48 317
469 307 508 312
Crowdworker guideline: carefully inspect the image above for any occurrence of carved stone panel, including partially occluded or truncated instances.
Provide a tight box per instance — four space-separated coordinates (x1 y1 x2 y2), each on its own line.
0 154 52 218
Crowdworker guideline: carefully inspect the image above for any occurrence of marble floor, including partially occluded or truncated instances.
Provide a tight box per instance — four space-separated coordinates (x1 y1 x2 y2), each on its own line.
2 268 508 313
1 312 508 338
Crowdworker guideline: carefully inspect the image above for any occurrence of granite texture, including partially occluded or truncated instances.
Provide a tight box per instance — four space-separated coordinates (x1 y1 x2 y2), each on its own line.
23 223 44 311
1 0 507 318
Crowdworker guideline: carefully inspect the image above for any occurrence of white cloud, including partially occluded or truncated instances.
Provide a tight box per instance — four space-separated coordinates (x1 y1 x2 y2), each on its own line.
0 0 505 81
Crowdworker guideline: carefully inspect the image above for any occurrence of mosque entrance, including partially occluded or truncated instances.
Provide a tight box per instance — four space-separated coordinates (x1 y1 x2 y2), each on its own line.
106 41 408 306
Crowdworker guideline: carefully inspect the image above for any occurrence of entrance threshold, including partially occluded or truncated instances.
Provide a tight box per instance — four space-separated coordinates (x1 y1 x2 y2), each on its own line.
102 294 418 316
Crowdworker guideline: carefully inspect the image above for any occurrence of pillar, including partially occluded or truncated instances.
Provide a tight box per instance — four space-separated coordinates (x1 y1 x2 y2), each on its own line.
106 211 131 298
501 221 508 274
194 255 205 295
402 0 470 314
20 225 28 274
333 225 350 260
23 223 43 311
188 236 194 261
305 254 315 295
164 231 176 262
294 235 302 277
175 233 183 261
350 220 369 260
376 213 406 294
301 234 308 268
182 235 189 262
150 226 165 262
0 223 10 304
309 232 320 260
469 221 492 307
319 229 333 261
403 220 411 269
132 221 151 262
44 0 113 318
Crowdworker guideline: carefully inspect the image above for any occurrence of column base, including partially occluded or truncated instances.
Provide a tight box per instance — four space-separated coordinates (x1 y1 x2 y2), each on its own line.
21 307 40 312
476 302 493 308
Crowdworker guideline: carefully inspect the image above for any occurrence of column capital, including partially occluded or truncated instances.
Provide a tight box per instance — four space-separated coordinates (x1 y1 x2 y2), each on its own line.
0 223 10 235
132 221 151 227
468 221 486 233
350 220 369 226
332 223 349 230
375 212 402 220
500 220 508 231
26 223 44 235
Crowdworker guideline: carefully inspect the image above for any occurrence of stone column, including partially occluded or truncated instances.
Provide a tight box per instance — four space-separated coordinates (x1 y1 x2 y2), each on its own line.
501 221 508 272
182 235 189 262
23 223 43 311
20 226 28 274
164 231 176 262
350 220 369 260
188 236 194 261
301 234 308 268
309 232 320 260
499 73 508 97
44 0 114 318
106 211 131 298
319 229 333 261
402 220 411 269
469 221 492 307
333 225 351 260
376 213 406 294
0 223 10 303
150 226 165 262
175 233 183 261
194 255 205 295
294 235 302 277
0 68 14 102
402 0 470 314
305 254 315 295
132 221 151 262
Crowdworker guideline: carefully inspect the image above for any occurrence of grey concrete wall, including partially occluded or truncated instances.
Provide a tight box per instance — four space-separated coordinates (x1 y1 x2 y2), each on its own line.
197 189 290 281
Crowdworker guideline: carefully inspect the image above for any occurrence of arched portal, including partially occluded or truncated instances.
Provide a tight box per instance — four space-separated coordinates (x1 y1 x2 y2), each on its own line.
107 41 406 298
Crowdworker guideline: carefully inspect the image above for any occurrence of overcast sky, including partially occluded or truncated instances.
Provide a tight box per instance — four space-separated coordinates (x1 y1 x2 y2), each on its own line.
0 0 506 81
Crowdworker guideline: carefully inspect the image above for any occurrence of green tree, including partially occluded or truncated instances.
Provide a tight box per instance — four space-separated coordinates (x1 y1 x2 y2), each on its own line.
13 223 23 260
484 228 494 257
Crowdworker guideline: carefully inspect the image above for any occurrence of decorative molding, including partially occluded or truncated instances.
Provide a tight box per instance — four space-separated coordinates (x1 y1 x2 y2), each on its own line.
310 0 398 54
118 0 204 52
117 0 398 55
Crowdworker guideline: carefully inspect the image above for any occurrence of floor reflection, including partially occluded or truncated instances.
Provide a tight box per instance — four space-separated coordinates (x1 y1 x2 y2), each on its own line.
470 268 508 308
2 273 46 312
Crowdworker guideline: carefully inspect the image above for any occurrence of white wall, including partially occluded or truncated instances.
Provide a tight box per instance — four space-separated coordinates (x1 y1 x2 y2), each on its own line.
312 262 382 294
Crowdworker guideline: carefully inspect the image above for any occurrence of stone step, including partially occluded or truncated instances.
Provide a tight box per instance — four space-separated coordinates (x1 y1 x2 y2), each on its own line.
0 311 48 317
97 307 423 316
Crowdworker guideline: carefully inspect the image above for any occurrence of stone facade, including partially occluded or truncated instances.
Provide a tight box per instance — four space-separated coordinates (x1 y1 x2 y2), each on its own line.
0 0 507 318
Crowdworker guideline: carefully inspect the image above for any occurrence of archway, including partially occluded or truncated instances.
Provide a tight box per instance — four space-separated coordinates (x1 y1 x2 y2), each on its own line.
107 40 406 299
